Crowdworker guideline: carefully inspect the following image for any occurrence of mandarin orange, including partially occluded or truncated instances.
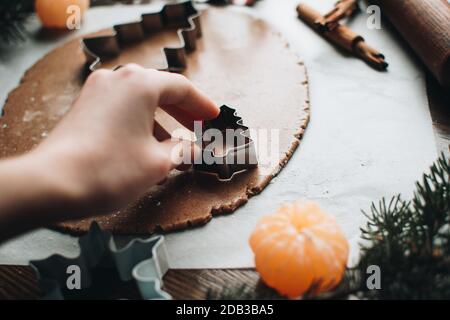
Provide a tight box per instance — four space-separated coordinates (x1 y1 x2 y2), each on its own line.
249 201 349 298
35 0 90 29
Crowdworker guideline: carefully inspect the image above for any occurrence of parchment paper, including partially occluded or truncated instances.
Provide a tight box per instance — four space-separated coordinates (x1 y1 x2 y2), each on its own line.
0 0 438 268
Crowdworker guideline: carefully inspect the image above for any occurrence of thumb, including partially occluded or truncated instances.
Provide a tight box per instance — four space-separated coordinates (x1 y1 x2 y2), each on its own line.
158 139 199 171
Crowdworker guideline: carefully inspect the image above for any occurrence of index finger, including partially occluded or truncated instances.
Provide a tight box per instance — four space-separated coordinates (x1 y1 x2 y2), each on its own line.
154 71 220 120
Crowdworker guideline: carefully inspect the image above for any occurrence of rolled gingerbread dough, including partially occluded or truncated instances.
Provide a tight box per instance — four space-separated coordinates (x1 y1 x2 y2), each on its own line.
0 8 310 234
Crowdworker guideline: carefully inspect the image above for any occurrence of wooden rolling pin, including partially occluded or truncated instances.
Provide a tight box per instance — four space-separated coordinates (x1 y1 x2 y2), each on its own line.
369 0 450 88
297 3 388 70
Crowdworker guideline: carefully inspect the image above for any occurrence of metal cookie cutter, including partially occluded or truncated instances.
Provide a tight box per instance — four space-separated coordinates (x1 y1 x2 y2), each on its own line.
82 0 201 72
194 105 258 181
30 222 171 300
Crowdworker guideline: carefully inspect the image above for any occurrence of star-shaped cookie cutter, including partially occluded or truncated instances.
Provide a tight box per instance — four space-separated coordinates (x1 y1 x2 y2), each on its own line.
194 105 258 181
82 0 201 72
30 222 171 300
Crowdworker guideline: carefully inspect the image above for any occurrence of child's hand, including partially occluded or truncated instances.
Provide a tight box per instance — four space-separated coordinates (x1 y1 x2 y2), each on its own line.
0 65 219 240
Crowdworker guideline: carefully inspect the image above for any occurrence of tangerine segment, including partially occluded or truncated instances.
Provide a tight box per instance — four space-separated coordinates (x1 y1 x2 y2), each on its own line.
249 201 349 298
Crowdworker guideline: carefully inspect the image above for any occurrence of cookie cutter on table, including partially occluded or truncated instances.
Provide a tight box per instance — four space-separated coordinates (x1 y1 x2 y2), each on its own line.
82 0 201 72
194 105 258 181
30 222 171 300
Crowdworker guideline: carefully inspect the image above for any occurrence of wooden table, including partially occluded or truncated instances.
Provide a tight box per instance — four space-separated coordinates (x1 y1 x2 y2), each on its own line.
0 73 448 300
0 265 261 300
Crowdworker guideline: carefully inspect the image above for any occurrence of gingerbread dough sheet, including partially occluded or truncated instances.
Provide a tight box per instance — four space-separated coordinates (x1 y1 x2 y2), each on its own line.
0 8 310 234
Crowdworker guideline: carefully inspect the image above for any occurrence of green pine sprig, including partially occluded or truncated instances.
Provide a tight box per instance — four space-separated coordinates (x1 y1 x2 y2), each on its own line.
0 0 34 44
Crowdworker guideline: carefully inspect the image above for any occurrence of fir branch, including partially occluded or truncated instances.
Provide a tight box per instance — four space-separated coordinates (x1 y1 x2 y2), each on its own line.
355 152 450 299
0 0 34 44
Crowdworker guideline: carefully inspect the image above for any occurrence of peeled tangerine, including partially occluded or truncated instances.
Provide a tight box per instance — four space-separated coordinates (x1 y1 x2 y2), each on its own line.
35 0 90 29
249 201 349 298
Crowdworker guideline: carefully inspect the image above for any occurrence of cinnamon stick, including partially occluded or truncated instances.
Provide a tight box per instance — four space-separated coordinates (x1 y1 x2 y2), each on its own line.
297 3 388 71
316 0 359 32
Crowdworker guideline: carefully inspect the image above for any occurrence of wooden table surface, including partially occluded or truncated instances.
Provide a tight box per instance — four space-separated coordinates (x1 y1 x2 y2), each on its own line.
0 73 448 300
0 265 262 300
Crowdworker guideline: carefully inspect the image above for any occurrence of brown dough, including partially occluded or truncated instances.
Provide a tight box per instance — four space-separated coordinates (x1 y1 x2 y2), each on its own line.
0 8 310 235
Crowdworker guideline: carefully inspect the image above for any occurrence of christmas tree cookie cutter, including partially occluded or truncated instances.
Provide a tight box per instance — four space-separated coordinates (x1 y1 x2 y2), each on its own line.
194 105 258 181
30 222 171 300
82 0 201 72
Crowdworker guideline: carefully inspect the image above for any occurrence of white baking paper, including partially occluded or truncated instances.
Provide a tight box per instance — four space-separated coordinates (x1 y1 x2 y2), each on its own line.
0 0 438 268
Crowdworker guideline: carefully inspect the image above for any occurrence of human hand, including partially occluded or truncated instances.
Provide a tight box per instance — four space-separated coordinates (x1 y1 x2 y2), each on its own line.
28 64 219 218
